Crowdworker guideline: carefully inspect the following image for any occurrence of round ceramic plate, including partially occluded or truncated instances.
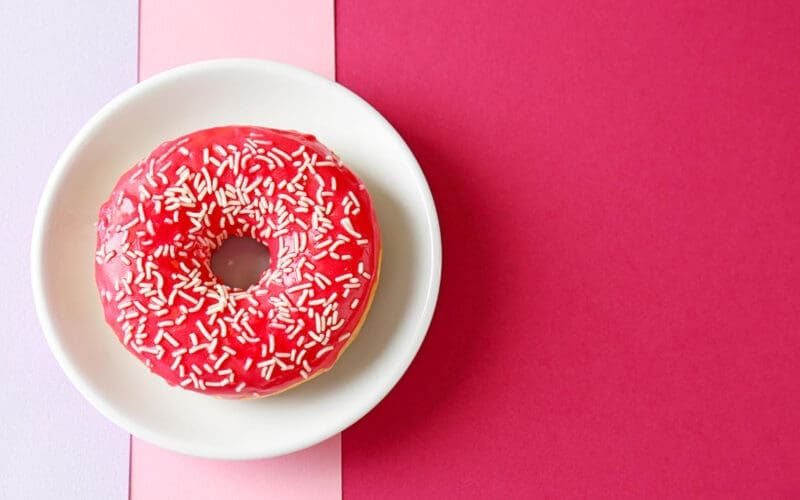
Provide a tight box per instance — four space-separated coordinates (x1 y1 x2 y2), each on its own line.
31 59 441 459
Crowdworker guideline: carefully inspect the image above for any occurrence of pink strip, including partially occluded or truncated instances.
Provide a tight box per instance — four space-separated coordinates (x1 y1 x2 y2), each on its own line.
134 2 339 498
131 436 341 500
139 0 335 80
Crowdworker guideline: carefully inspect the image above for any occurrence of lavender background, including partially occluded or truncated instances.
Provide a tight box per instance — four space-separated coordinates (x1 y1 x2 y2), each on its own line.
0 1 136 497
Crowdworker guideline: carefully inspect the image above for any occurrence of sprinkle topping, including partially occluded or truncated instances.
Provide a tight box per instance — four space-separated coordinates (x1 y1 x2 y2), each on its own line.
94 126 380 397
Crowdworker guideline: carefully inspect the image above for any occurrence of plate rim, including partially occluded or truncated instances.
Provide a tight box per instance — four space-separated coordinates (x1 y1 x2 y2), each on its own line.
30 58 442 459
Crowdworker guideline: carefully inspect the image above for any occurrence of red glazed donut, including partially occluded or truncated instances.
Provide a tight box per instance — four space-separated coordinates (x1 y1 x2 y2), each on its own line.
94 126 381 398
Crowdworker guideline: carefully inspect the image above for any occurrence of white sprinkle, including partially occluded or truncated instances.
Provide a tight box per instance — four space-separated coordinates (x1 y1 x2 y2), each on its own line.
341 217 362 238
316 346 335 359
189 343 208 354
217 319 228 338
213 353 230 370
241 321 258 341
163 332 180 347
266 151 283 167
272 147 292 162
287 283 312 294
296 290 309 308
335 273 353 283
291 145 306 158
196 320 213 341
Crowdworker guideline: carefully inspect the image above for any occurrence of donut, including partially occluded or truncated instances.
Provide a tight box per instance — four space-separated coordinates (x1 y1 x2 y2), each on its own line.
93 126 381 398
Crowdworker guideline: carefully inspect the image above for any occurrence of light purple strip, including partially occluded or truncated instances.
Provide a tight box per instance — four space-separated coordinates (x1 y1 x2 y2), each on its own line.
0 1 137 498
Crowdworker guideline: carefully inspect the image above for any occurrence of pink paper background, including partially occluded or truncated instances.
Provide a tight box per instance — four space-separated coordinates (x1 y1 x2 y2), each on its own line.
132 436 341 500
139 0 335 79
339 1 800 497
133 2 340 499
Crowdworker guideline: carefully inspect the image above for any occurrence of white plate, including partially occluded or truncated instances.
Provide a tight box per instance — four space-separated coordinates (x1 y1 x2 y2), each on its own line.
31 59 441 459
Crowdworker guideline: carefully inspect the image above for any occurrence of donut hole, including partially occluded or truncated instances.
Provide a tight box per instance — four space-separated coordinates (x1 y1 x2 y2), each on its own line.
210 237 271 290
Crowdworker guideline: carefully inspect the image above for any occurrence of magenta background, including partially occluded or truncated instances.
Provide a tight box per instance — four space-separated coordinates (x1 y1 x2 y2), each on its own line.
339 1 800 497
